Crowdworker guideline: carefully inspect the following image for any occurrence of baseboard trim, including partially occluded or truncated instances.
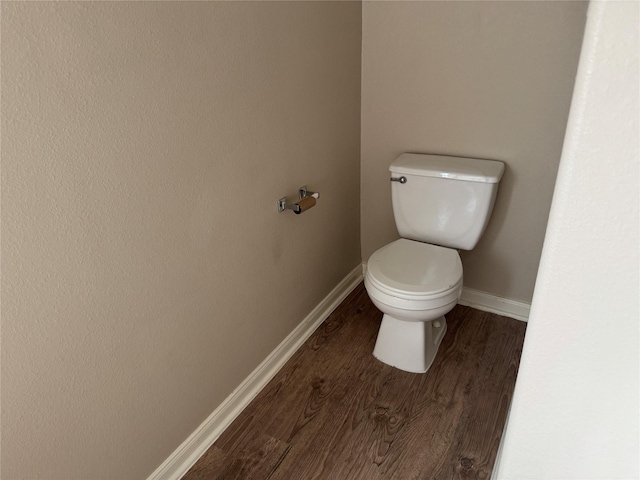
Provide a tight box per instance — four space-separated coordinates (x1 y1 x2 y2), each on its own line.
147 265 364 480
459 287 530 322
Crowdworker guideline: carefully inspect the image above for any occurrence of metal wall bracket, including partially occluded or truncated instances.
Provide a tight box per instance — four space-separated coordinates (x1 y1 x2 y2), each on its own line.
278 185 320 214
299 185 320 200
277 197 300 214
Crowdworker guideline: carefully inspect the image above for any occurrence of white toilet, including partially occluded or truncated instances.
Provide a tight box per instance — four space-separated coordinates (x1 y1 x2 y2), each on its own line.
364 153 504 373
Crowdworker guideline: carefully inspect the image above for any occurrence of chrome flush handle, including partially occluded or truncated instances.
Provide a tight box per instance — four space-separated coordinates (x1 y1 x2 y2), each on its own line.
390 176 407 184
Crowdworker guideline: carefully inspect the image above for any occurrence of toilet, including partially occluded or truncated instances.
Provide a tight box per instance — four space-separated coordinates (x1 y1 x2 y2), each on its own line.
364 153 504 373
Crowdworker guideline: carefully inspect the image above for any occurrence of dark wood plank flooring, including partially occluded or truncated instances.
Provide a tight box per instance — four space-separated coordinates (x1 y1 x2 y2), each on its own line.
184 282 526 480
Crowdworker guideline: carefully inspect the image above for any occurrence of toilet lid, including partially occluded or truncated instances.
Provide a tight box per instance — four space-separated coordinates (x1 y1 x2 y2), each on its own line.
367 239 462 297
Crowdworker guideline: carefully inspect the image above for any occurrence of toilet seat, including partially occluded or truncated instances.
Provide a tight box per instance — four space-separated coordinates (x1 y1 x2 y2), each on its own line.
366 239 463 302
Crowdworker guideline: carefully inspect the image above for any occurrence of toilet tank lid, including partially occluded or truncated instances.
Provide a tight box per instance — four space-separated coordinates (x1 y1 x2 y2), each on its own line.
390 153 505 183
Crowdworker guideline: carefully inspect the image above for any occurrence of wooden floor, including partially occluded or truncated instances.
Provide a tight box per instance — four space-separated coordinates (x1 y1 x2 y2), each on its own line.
184 282 526 480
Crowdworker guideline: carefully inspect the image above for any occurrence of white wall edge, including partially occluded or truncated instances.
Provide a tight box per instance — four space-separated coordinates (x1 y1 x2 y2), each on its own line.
490 400 514 480
459 287 530 322
146 265 364 480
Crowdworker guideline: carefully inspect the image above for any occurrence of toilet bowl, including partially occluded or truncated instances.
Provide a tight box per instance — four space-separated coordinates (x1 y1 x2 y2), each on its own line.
364 238 463 373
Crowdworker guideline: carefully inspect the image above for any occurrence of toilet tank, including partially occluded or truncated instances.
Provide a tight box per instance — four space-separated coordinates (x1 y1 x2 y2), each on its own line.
390 153 505 250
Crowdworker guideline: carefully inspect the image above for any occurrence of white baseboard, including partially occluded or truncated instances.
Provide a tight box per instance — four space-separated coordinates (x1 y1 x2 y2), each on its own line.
459 287 530 322
147 266 364 480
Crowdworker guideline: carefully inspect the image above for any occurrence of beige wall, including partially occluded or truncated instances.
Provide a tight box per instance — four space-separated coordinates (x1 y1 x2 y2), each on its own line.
1 2 361 479
361 1 587 302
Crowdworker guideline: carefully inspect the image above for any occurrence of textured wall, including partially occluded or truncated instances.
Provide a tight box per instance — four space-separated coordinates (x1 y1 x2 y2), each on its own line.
0 2 361 478
495 1 639 477
361 1 587 303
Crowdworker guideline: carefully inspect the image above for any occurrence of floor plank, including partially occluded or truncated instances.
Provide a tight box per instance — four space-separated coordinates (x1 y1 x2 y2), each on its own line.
184 283 527 479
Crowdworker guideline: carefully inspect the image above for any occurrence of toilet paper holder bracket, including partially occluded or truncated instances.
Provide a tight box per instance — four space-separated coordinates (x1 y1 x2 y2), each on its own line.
298 185 320 200
277 185 320 214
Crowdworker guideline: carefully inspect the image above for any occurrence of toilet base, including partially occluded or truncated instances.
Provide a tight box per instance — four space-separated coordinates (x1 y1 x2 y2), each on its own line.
373 314 447 374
